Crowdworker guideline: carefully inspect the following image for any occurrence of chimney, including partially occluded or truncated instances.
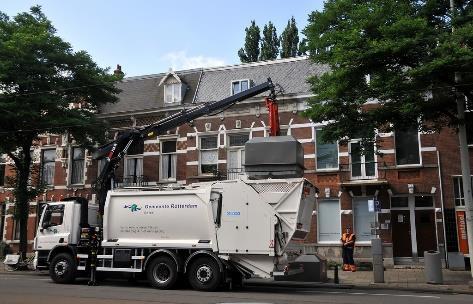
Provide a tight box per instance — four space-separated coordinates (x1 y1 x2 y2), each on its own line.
114 64 124 77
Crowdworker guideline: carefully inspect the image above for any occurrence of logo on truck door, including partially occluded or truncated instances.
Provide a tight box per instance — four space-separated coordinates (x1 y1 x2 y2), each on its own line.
124 204 141 212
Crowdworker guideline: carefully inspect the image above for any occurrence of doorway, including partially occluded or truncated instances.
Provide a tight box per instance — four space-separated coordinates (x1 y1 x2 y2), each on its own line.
391 210 412 257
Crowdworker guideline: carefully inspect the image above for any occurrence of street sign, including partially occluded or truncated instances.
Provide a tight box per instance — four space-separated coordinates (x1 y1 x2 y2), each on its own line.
374 199 381 212
368 199 374 212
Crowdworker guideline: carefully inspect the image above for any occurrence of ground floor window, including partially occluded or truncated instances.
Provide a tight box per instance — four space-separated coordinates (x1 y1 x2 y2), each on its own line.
318 199 340 243
353 198 374 242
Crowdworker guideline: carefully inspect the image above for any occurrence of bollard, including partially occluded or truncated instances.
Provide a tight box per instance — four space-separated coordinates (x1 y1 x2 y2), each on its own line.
334 264 339 284
371 238 384 283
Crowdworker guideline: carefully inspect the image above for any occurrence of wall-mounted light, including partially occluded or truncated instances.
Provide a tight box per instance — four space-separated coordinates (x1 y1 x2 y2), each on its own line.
387 189 393 196
408 184 415 194
338 191 343 198
431 187 437 194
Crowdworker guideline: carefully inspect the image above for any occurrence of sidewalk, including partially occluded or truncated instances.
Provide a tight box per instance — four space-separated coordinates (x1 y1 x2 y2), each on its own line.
331 268 473 294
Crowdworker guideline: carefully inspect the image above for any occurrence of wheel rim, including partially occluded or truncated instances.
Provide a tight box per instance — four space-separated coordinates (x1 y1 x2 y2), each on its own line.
54 260 68 276
153 263 172 284
196 265 212 284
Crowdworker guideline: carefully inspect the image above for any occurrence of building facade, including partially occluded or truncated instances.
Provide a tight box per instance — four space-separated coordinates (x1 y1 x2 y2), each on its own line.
1 57 471 267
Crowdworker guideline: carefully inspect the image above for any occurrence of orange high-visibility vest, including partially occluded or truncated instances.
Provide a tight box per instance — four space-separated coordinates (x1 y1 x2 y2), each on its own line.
341 233 356 247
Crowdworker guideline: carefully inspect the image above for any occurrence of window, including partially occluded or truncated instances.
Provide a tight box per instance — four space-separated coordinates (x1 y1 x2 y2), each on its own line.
200 136 218 175
14 219 20 240
71 147 85 184
124 140 144 185
318 199 340 243
164 83 182 104
467 111 473 145
42 204 65 227
231 79 249 95
97 158 107 177
453 176 473 207
316 129 338 170
395 128 420 165
350 141 376 179
391 196 409 208
415 196 434 207
160 140 177 181
353 198 374 242
0 157 5 187
41 149 56 185
227 134 249 179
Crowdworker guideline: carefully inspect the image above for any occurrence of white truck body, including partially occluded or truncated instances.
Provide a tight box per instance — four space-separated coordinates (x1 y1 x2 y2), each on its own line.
34 176 316 289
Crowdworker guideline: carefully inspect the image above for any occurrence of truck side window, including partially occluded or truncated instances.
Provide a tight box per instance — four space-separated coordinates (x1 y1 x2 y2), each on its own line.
210 192 222 227
43 205 65 227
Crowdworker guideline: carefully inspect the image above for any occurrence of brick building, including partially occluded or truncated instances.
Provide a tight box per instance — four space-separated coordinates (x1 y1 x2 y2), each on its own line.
0 56 471 267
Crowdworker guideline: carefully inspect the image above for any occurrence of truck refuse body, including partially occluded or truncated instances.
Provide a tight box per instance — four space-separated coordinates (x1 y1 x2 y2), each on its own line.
34 177 316 291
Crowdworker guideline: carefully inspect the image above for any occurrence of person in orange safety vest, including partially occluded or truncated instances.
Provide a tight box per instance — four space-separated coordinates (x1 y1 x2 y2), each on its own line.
341 225 356 272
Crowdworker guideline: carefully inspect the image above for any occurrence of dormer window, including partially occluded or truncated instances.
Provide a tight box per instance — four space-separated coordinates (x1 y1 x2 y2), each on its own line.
231 79 250 95
159 70 187 104
164 83 182 104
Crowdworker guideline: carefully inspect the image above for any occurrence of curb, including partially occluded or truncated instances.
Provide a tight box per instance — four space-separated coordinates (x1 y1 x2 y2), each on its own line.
244 279 473 295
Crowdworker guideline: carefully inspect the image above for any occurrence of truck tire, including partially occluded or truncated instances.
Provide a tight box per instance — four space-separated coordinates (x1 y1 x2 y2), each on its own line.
188 257 222 291
147 256 178 289
49 253 76 284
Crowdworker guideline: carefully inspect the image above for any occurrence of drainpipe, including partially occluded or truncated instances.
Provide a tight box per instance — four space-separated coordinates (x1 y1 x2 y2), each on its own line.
437 150 448 266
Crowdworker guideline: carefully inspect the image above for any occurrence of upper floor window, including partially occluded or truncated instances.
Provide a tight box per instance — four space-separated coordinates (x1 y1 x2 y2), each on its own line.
71 147 85 184
231 79 249 95
453 176 473 207
350 141 376 179
41 149 56 186
160 140 177 181
466 111 472 145
200 136 218 175
0 157 6 187
124 139 144 185
395 128 420 165
164 83 182 104
316 129 338 170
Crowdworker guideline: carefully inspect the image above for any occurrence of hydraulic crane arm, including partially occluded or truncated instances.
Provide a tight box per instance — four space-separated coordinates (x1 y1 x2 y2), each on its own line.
92 78 275 214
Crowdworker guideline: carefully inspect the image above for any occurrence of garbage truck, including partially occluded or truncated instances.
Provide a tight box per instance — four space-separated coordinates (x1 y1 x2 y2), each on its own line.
33 79 318 290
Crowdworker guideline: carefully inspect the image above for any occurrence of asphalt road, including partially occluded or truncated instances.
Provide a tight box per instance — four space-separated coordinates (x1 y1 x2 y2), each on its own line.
0 273 472 304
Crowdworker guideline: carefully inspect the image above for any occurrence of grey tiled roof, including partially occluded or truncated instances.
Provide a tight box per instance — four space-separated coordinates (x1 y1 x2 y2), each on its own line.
99 70 202 115
194 57 328 102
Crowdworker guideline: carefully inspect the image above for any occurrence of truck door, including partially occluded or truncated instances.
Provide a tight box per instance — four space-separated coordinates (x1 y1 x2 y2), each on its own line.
35 203 69 251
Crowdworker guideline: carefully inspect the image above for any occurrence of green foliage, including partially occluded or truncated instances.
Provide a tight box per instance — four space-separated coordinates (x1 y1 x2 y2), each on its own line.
303 0 473 144
260 21 280 61
238 20 261 63
0 6 121 256
280 17 300 58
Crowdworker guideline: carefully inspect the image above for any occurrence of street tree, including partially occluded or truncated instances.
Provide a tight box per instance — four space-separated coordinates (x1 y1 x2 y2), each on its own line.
304 0 473 276
238 20 261 63
260 21 280 61
280 17 299 58
0 6 121 258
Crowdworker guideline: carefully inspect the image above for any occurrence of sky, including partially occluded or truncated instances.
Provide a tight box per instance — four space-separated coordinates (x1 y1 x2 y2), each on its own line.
1 0 325 77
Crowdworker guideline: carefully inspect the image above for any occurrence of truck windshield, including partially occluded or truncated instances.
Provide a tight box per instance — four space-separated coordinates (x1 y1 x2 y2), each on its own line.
42 204 65 227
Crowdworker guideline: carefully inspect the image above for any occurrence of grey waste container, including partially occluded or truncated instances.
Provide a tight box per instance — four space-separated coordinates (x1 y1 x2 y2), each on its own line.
424 250 443 284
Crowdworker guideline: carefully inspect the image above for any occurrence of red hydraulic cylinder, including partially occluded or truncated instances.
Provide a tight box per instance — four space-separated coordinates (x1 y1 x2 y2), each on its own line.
265 97 280 136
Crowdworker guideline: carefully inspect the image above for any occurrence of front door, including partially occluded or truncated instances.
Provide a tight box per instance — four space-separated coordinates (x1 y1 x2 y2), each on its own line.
415 210 437 257
391 210 412 257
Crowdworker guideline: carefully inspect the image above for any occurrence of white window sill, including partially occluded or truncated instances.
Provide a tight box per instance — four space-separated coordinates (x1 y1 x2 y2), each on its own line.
317 241 341 245
396 164 422 169
316 168 339 173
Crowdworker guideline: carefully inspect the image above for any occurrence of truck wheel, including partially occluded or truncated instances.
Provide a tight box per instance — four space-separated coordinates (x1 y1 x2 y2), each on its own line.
147 256 178 289
49 253 76 284
188 257 222 291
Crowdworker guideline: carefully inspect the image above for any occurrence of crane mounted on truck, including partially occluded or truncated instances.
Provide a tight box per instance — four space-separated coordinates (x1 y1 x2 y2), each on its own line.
33 78 317 291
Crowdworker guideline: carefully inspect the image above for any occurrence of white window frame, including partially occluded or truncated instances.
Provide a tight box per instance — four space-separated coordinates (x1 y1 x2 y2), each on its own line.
453 175 473 208
160 139 177 181
164 82 182 104
352 197 374 244
394 129 422 167
41 148 56 186
199 135 219 175
231 79 250 95
317 199 341 244
0 156 6 187
70 147 85 185
226 133 249 174
315 128 339 171
123 155 144 182
349 140 377 180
